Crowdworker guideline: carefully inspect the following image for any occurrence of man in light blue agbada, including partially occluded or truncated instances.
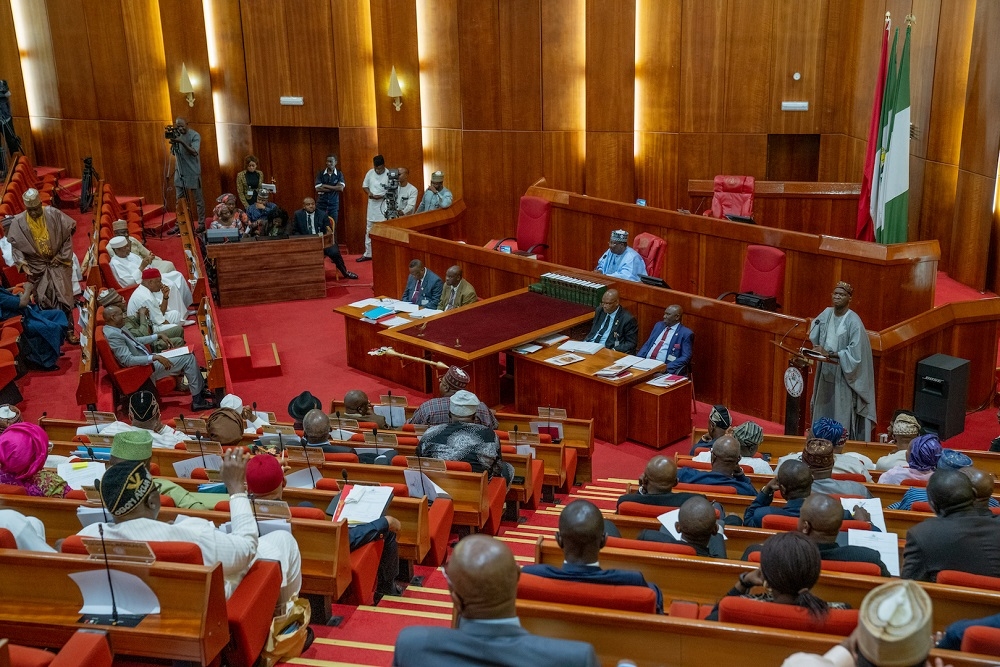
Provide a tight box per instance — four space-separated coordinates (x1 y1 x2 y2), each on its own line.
595 229 647 282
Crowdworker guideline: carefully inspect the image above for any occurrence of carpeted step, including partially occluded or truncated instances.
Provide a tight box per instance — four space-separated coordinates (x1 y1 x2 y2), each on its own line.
222 334 282 381
35 165 64 179
141 203 166 220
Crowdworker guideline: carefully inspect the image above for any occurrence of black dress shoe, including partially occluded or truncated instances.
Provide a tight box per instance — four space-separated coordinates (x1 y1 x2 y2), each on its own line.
343 271 358 279
302 627 315 652
191 396 216 411
356 256 372 262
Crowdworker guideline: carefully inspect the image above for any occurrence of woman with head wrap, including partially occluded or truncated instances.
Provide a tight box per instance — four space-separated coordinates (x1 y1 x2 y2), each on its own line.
879 434 943 485
216 193 250 231
0 422 69 497
210 202 243 235
775 417 874 482
875 411 921 470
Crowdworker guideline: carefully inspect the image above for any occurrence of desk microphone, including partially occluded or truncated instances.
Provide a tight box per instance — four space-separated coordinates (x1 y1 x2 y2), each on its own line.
300 436 317 489
97 524 121 626
414 444 431 504
194 431 208 471
779 321 801 348
336 411 343 438
386 391 394 428
87 409 101 434
252 401 258 425
372 427 381 461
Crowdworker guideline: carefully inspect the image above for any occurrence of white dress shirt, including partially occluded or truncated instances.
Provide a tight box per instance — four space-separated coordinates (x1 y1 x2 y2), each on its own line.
0 510 56 552
127 284 183 332
649 324 678 362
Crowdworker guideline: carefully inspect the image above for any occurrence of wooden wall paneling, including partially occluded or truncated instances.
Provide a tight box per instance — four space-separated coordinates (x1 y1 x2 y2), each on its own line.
540 0 586 132
847 0 895 140
783 251 839 324
720 134 768 179
768 0 828 134
661 228 700 294
158 0 214 125
45 0 98 120
82 0 134 122
817 134 866 182
723 0 773 133
635 133 679 210
635 0 680 133
501 130 544 233
206 0 249 126
675 133 724 210
819 0 862 134
542 131 585 195
679 0 727 134
97 120 138 197
377 127 424 197
10 0 61 120
956 0 1000 179
499 0 541 131
416 0 462 130
422 128 463 200
585 0 635 133
283 0 338 128
948 171 996 291
247 127 339 215
0 1 29 118
461 131 506 244
699 236 749 305
457 0 501 131
906 0 941 159
331 0 377 128
31 118 102 179
916 161 958 270
239 0 288 126
907 156 925 242
947 320 1000 405
370 0 421 129
585 132 634 202
11 119 34 158
923 0 976 166
121 0 171 123
339 127 380 254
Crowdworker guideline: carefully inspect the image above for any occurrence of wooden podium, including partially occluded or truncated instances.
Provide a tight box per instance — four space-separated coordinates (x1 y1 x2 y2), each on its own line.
206 235 328 307
771 341 816 436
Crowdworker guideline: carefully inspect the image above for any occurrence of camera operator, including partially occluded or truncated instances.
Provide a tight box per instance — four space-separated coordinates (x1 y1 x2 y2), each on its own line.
416 170 453 213
167 117 205 230
358 154 389 262
397 167 419 216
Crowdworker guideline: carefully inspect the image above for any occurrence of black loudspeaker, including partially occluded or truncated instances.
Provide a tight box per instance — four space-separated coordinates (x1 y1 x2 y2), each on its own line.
913 354 969 440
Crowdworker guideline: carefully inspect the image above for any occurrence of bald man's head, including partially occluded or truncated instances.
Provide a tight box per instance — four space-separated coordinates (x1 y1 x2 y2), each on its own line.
676 496 718 547
960 467 995 509
556 500 606 564
343 390 371 415
446 535 519 620
640 456 678 494
711 435 742 476
798 493 843 543
302 409 331 444
777 460 813 500
927 469 976 517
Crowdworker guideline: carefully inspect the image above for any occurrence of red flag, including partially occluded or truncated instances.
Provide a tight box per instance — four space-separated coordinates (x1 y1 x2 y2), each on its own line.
856 18 891 242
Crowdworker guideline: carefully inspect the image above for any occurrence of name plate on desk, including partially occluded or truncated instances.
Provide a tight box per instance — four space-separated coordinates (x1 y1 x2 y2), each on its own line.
508 431 540 445
250 499 292 520
405 457 446 472
537 407 568 419
81 538 156 564
84 412 118 425
329 416 360 429
262 424 297 436
177 417 208 433
85 434 116 447
183 440 224 456
286 448 325 465
364 433 399 447
379 395 408 406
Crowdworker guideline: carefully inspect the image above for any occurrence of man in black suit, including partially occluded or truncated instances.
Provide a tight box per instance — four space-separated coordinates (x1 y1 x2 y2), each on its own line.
392 535 598 666
902 469 1000 582
291 197 357 279
616 456 698 509
797 493 890 576
581 289 638 353
636 495 727 558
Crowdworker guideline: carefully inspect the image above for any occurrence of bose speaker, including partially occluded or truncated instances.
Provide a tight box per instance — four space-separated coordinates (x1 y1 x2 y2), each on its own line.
913 354 969 440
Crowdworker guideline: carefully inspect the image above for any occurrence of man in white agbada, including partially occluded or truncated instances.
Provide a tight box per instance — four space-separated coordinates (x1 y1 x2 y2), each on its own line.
126 267 193 331
808 281 876 441
219 394 270 434
75 390 188 449
0 509 56 551
110 236 191 314
111 218 176 273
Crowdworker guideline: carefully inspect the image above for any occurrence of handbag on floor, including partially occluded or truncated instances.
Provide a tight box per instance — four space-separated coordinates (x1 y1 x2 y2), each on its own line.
259 596 312 667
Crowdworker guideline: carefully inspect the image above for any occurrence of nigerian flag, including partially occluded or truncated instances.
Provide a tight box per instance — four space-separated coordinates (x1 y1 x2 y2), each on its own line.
875 24 911 244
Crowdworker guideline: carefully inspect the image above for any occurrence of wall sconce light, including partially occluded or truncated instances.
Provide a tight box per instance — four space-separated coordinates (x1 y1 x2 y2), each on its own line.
388 66 403 111
179 62 195 107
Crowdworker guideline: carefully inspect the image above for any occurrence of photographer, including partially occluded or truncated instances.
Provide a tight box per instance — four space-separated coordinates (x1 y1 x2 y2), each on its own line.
358 154 389 262
416 170 453 213
167 117 205 229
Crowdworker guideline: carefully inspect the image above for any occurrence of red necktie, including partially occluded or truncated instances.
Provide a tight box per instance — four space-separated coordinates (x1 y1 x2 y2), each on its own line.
649 327 671 359
411 279 422 304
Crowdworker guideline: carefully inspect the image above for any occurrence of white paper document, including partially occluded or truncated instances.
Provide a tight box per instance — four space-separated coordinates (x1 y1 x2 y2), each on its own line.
349 298 382 309
57 462 107 490
656 509 682 539
374 404 407 429
159 346 191 359
409 309 443 318
284 467 324 489
558 340 604 355
545 353 585 367
513 343 543 355
77 505 112 528
847 529 900 576
172 454 223 478
631 358 665 371
388 301 420 313
515 444 537 458
381 316 411 327
336 485 394 525
220 519 291 536
403 469 450 501
69 569 161 615
840 498 886 532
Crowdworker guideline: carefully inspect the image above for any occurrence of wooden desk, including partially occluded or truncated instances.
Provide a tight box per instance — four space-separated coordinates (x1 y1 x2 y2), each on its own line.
628 380 692 448
334 301 430 393
514 347 663 444
206 235 326 307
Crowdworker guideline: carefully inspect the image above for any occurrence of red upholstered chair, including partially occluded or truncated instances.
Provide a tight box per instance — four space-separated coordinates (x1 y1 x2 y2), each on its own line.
668 600 714 619
0 349 18 404
94 327 175 413
674 482 738 495
489 196 551 260
482 477 508 535
831 472 866 483
422 498 455 567
702 175 755 219
97 255 137 304
62 535 203 564
604 536 696 556
632 232 667 277
0 484 28 495
961 626 1000 656
745 551 881 576
8 629 114 667
718 245 786 308
910 501 933 513
761 514 872 532
678 459 753 474
906 478 929 488
718 597 859 635
937 570 1000 592
324 452 360 463
445 461 473 472
0 527 16 549
516 573 657 614
617 501 673 519
342 540 384 606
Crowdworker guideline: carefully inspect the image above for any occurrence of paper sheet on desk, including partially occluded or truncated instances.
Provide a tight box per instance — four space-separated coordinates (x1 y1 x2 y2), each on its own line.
848 529 900 576
631 358 665 372
409 309 443 318
70 569 161 615
386 301 419 313
172 454 223 478
558 340 604 355
57 462 107 490
284 467 323 489
657 509 682 539
373 404 406 429
159 346 191 359
349 298 383 309
335 485 393 524
840 498 886 532
381 316 412 327
403 469 449 501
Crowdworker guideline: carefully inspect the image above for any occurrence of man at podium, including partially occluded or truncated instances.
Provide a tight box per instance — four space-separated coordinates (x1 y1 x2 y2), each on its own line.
808 281 876 441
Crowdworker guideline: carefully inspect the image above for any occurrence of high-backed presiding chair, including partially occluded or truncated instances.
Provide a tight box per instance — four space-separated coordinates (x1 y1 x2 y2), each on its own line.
718 245 786 311
632 232 666 277
702 175 755 219
488 195 550 260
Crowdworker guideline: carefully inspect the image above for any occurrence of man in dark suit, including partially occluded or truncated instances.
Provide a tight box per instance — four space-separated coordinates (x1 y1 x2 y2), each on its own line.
635 495 727 557
902 469 1000 582
581 288 638 353
291 197 357 279
742 460 813 527
676 436 756 496
401 259 443 307
637 304 693 375
798 493 889 576
521 500 664 613
392 534 598 666
616 456 698 509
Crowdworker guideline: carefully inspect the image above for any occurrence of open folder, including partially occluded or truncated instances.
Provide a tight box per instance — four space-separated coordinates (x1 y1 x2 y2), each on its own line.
331 484 394 525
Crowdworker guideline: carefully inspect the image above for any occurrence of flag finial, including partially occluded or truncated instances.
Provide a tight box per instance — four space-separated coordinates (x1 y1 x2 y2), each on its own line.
905 14 915 26
884 11 890 27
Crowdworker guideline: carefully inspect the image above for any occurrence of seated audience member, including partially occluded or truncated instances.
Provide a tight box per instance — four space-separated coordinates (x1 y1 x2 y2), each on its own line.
887 450 979 510
216 193 250 230
112 218 176 272
0 281 67 369
206 407 247 449
938 611 1000 651
126 269 192 331
695 420 772 474
875 411 921 470
99 288 183 352
401 259 443 307
637 304 693 375
961 466 1000 514
743 460 813 527
677 436 756 496
799 494 889 576
108 236 192 316
415 170 453 213
210 202 245 236
616 456 698 509
301 408 395 464
408 366 498 429
417 391 513 485
287 391 322 430
0 509 55 551
0 405 21 433
802 438 872 499
218 393 269 433
245 454 402 600
635 495 727 558
707 531 843 622
901 468 1000 581
522 500 664 614
581 288 637 354
438 265 478 312
392 534 599 666
79 454 302 610
343 390 388 429
879 433 942 486
689 404 731 455
0 423 69 497
595 229 647 282
291 197 357 280
103 305 215 411
776 418 872 481
245 188 278 228
108 430 225 510
782 580 932 667
259 206 290 237
76 390 188 449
